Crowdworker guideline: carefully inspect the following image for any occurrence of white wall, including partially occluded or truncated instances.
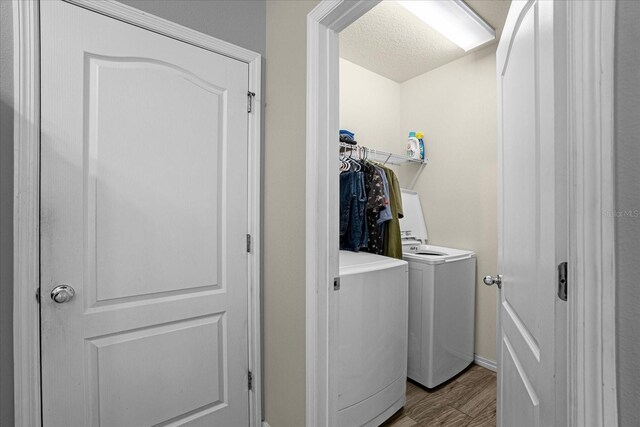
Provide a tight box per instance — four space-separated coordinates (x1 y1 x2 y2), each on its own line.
339 44 499 363
400 45 498 362
339 58 402 153
615 1 640 425
264 2 319 426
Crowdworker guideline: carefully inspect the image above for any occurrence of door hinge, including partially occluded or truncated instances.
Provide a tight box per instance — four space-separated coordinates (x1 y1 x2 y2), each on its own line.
246 234 252 253
558 262 568 301
334 277 340 291
35 288 40 304
248 370 253 390
247 91 256 113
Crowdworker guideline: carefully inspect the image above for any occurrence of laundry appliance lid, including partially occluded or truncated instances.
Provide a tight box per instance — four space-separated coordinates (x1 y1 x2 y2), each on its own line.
399 189 428 243
339 250 407 276
403 244 476 265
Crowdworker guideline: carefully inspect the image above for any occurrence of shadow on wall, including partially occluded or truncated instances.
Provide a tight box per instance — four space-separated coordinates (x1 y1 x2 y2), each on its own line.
1 3 15 426
615 0 640 425
0 99 15 426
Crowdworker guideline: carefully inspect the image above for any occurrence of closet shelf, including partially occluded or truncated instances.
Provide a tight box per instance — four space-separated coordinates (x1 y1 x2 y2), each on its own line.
339 142 427 166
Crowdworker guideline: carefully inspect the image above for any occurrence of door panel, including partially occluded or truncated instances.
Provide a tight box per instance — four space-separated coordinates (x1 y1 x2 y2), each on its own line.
86 315 225 426
502 6 538 340
497 1 563 426
87 56 223 303
501 337 538 427
40 2 250 426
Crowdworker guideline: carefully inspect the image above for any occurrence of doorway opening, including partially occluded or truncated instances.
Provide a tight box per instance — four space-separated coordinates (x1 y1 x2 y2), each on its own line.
336 1 507 425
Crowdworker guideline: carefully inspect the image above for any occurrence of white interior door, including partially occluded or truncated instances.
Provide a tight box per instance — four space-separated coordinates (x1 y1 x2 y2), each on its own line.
40 1 250 425
496 1 567 426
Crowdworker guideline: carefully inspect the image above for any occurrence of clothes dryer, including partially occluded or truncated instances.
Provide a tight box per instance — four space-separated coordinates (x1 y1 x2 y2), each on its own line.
337 251 408 426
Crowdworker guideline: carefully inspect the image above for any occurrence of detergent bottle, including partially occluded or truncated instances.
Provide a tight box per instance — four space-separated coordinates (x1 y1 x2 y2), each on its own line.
416 132 425 160
406 132 420 159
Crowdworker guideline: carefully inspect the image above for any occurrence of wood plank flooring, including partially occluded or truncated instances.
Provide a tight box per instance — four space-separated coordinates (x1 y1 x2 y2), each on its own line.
382 364 497 427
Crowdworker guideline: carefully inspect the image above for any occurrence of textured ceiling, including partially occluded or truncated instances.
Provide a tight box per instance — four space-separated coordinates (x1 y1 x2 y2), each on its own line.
339 0 511 83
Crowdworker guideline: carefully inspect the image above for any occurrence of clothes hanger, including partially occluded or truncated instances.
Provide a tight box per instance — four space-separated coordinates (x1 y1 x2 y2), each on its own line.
339 147 348 172
345 145 359 172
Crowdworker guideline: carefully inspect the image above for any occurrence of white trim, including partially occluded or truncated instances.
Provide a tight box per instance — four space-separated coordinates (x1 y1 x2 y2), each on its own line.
474 355 497 373
567 1 618 426
261 422 271 427
305 2 380 426
13 1 263 426
246 44 263 427
13 1 41 425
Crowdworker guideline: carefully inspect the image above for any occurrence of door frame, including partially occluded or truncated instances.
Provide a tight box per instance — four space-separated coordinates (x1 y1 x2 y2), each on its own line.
305 1 617 426
13 1 263 426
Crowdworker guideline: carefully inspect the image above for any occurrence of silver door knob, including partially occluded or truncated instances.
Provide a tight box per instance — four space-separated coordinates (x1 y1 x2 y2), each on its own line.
483 275 503 289
51 285 75 303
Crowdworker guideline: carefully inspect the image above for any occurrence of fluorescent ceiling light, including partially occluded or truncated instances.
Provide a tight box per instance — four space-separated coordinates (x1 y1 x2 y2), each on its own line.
397 0 496 51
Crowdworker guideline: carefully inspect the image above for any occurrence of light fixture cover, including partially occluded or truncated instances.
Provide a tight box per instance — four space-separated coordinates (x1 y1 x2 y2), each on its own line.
397 0 496 51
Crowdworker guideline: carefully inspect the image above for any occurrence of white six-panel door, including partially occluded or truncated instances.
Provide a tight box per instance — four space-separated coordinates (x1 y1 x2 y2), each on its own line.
496 1 566 426
40 1 251 425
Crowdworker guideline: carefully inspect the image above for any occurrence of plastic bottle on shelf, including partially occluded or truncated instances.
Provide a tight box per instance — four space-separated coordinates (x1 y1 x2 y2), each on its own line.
406 131 420 159
416 132 425 160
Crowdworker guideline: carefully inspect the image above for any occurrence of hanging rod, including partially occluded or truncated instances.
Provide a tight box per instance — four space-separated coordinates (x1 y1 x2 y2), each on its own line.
339 141 426 166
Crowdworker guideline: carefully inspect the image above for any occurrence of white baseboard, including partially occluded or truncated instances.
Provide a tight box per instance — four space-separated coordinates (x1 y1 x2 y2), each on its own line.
262 422 271 427
474 354 497 372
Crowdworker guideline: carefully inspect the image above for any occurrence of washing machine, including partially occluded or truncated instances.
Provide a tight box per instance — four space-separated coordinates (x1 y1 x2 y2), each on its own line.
399 189 476 389
336 251 408 427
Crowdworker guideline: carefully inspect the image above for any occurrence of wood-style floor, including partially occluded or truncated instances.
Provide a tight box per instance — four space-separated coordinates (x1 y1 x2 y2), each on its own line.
382 364 497 427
